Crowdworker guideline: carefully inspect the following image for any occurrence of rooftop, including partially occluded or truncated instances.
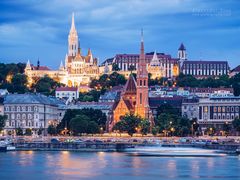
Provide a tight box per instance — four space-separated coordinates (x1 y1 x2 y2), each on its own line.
4 93 65 106
56 86 78 91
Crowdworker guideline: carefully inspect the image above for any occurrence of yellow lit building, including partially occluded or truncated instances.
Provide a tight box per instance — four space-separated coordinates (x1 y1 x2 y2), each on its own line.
25 13 99 88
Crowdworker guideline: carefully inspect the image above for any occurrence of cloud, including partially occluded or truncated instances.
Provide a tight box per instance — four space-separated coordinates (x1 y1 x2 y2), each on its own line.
0 0 239 68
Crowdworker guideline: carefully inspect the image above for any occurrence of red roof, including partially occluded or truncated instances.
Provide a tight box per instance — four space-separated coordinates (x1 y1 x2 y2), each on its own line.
231 65 240 72
56 87 78 91
32 66 51 70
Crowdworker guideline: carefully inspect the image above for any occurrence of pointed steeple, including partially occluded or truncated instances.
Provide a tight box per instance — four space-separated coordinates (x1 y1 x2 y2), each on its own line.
137 29 147 77
140 28 144 61
70 12 76 32
26 59 31 70
150 50 160 66
65 54 68 68
68 12 78 56
59 61 64 70
87 48 92 56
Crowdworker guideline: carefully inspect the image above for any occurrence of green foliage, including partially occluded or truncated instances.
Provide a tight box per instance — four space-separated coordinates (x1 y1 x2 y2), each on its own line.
57 109 107 134
33 75 61 96
78 90 102 102
176 73 240 96
0 63 26 84
25 128 32 136
232 118 240 132
112 63 120 71
11 73 28 94
151 126 159 136
157 103 180 116
113 114 147 136
128 65 136 72
16 127 23 136
69 115 89 135
155 104 191 137
37 128 44 136
0 115 7 131
90 72 126 90
87 121 99 134
47 124 57 135
139 120 150 135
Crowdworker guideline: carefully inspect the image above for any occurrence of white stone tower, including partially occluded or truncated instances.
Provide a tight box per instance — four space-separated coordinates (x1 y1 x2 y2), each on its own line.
68 12 79 56
178 43 187 68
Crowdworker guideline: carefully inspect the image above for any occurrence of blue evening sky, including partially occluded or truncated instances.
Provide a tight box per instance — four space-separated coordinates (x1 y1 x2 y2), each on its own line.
0 0 239 69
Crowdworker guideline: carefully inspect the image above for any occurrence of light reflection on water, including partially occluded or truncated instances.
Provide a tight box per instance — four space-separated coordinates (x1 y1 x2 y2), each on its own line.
0 150 240 180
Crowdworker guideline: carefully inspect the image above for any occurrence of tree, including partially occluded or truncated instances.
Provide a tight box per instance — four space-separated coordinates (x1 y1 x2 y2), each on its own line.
222 122 231 136
128 65 136 73
0 115 7 131
232 118 240 134
157 103 180 116
69 115 90 135
16 127 23 136
112 63 120 71
113 114 142 136
152 126 159 136
113 121 126 133
25 128 32 136
47 124 57 135
176 73 198 87
33 75 61 96
139 120 150 136
11 73 28 93
87 121 99 134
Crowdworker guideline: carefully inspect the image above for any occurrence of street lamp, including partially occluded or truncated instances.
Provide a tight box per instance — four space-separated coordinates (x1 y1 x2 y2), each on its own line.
192 122 196 137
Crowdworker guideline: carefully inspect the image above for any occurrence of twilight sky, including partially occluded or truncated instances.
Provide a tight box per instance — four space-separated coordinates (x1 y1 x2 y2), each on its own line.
0 0 239 69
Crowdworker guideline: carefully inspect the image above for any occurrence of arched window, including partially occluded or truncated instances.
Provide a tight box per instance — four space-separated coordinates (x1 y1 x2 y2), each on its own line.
28 114 32 120
22 114 26 119
16 114 20 119
17 106 20 112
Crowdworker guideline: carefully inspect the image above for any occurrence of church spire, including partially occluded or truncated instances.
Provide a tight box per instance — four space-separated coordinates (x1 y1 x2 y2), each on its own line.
137 29 147 78
68 12 78 56
70 12 76 32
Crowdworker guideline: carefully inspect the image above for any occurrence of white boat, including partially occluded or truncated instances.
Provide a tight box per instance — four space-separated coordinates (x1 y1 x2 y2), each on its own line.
125 146 227 157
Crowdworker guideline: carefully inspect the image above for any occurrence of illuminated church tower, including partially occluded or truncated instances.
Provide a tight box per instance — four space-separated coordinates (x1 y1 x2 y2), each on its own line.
68 13 79 56
135 30 151 120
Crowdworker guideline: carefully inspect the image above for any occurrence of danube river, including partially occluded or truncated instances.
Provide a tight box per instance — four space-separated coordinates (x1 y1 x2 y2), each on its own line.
0 149 240 180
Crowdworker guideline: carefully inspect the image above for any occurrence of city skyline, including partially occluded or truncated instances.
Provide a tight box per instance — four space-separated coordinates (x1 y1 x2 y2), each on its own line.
0 0 239 69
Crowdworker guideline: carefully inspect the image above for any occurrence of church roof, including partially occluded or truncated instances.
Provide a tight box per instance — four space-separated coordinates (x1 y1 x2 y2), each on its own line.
32 66 51 71
231 65 240 72
123 74 137 94
123 99 133 110
178 43 186 50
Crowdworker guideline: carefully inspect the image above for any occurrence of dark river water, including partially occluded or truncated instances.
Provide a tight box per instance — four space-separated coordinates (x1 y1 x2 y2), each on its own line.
0 150 240 180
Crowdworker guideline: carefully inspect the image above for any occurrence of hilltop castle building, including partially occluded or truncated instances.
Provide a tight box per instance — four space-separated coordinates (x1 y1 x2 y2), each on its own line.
25 13 99 87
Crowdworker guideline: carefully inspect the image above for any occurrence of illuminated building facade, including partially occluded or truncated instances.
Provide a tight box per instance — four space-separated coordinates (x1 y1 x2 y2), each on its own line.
25 13 99 87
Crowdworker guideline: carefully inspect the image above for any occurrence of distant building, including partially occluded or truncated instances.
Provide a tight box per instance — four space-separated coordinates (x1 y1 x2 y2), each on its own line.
3 94 65 135
107 51 179 79
181 60 229 78
230 65 240 77
182 95 240 133
25 13 99 88
56 86 79 102
0 97 4 116
99 89 121 103
187 87 234 98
